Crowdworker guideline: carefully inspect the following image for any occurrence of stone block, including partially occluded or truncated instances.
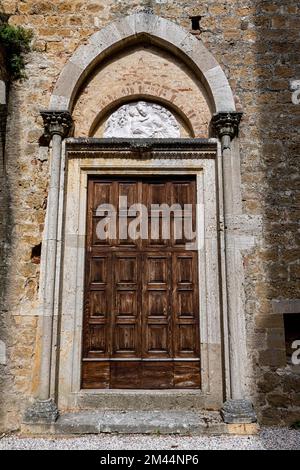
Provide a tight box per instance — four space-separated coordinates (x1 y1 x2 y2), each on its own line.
228 423 260 435
52 61 83 105
70 44 100 72
283 375 300 393
257 371 281 393
89 23 123 49
259 349 286 367
267 392 290 408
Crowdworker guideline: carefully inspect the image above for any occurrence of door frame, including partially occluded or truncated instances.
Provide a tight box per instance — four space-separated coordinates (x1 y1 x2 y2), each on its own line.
82 175 201 389
55 139 226 410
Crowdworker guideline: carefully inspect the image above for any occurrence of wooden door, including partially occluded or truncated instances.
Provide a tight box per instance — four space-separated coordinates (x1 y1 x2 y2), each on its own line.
82 176 200 389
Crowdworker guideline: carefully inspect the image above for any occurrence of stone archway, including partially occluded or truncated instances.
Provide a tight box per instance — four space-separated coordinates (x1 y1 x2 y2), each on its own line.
24 13 257 428
49 13 236 114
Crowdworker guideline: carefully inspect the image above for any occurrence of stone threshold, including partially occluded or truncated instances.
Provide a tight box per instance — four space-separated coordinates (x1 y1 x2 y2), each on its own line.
22 411 259 436
74 389 213 411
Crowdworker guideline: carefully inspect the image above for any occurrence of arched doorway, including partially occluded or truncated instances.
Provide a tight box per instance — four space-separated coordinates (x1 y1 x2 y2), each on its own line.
25 13 256 426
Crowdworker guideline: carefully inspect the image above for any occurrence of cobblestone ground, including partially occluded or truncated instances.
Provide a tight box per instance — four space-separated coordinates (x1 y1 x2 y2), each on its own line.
0 428 299 450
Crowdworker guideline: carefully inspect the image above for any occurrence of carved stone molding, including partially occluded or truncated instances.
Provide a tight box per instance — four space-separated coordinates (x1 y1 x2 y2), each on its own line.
65 138 217 160
67 150 216 160
41 110 73 140
211 112 242 140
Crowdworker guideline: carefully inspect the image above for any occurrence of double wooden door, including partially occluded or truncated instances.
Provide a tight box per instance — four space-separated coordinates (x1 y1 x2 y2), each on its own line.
82 176 200 389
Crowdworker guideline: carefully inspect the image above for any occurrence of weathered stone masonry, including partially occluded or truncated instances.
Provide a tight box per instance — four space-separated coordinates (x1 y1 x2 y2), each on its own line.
0 41 8 430
0 0 299 431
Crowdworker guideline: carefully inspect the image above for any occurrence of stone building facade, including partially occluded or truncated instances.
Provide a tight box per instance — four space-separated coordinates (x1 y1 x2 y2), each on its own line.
0 0 299 432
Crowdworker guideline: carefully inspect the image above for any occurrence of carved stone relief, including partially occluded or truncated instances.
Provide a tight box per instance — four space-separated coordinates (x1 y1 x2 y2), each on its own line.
104 101 181 138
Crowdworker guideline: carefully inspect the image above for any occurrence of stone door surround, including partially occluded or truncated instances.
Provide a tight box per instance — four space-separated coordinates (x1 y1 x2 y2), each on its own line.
59 139 222 410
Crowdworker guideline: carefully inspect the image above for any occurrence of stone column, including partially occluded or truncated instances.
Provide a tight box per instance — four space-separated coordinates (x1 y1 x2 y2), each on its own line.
0 80 7 270
24 111 73 424
212 112 257 424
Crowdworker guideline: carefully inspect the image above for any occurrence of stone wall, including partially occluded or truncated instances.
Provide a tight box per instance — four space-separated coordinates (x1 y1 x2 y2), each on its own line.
0 0 299 430
0 40 8 431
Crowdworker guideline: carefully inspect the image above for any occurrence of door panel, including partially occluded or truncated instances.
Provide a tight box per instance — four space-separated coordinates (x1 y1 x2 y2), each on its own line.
82 176 200 389
112 253 140 358
142 252 172 359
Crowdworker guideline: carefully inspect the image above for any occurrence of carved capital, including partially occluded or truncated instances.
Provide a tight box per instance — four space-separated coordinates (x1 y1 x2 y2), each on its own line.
41 110 73 139
211 112 242 140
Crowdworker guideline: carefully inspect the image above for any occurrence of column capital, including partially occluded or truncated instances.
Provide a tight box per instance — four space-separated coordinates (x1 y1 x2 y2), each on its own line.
41 110 73 139
211 112 242 140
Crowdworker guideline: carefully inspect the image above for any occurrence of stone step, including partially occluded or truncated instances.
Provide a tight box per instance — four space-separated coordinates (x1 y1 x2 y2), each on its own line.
76 390 216 411
54 410 226 435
